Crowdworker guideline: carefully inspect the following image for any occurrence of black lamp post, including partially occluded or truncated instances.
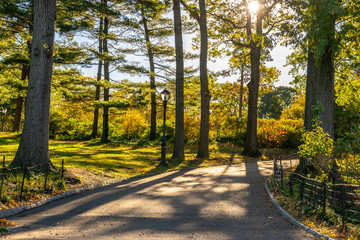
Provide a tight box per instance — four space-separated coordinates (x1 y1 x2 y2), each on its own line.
159 89 170 167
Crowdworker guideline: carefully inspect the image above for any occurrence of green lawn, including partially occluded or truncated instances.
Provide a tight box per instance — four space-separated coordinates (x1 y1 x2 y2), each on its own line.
0 133 253 179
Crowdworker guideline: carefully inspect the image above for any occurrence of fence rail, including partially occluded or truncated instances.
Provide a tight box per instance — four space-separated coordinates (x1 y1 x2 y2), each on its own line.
271 157 360 226
0 156 65 202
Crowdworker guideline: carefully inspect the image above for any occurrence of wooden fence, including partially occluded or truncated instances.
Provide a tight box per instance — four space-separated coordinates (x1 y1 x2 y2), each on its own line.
272 157 360 226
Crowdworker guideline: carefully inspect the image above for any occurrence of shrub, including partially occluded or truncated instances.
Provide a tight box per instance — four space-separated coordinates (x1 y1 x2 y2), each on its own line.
215 116 247 144
298 123 334 178
257 119 303 148
49 112 92 140
184 115 200 143
110 109 149 140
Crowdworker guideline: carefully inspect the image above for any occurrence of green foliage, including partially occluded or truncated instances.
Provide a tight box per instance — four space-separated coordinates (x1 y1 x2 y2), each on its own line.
258 86 297 119
49 111 92 140
215 115 246 144
280 95 305 120
298 120 334 178
110 109 149 140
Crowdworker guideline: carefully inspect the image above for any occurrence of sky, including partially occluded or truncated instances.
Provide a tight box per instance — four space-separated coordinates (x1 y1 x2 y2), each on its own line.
81 36 293 87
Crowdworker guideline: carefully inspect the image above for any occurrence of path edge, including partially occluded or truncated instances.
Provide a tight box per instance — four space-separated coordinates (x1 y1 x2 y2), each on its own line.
264 179 334 240
0 171 163 219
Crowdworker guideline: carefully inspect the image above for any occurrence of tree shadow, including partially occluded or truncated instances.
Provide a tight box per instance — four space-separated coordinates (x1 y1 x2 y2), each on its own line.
5 161 310 239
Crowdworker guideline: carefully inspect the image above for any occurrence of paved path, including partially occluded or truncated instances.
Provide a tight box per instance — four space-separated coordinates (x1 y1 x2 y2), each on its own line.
3 161 314 239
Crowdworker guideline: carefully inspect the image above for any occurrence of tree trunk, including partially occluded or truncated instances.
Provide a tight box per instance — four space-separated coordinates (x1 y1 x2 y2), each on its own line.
101 9 110 143
172 0 185 160
296 46 335 174
92 17 103 139
196 0 210 159
12 64 29 132
304 47 334 136
142 12 157 141
243 8 262 157
10 0 56 170
239 63 244 119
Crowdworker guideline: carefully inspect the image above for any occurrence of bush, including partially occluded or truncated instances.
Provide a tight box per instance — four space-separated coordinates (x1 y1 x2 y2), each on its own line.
184 115 200 143
50 112 92 140
110 109 149 140
215 116 247 144
257 119 303 148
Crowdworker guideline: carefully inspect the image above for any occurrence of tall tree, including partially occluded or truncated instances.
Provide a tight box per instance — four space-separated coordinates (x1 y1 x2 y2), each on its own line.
122 0 176 141
172 0 185 159
208 0 282 156
180 0 210 159
101 0 110 143
92 16 103 138
9 0 57 170
283 0 360 173
0 1 33 132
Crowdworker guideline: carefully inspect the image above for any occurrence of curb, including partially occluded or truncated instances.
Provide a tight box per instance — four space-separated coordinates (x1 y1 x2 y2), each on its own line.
264 180 334 240
0 171 162 219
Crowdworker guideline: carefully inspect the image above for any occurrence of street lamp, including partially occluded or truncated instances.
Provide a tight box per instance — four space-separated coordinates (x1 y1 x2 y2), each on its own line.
159 89 170 167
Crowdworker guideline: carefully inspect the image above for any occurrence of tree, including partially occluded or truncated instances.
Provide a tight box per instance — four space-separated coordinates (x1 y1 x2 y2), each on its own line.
123 0 174 141
91 16 103 139
9 0 57 170
101 0 110 143
258 86 296 119
172 0 185 160
283 0 360 174
180 0 210 159
0 0 33 132
207 0 282 156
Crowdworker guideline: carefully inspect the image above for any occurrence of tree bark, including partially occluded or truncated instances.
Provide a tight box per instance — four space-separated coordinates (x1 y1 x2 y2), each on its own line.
239 63 244 119
101 7 110 143
92 17 103 139
141 12 157 141
243 7 262 157
196 0 210 159
304 47 334 136
296 46 335 174
172 0 185 160
12 64 29 132
10 0 56 170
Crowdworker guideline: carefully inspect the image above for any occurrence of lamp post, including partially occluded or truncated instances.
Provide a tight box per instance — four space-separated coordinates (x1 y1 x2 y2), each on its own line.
159 89 170 167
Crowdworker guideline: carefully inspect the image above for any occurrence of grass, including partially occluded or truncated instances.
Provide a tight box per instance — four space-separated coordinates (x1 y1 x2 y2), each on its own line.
0 132 296 210
0 132 290 178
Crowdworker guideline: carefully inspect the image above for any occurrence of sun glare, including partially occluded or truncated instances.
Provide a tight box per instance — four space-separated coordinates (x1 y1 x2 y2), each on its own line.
248 1 259 14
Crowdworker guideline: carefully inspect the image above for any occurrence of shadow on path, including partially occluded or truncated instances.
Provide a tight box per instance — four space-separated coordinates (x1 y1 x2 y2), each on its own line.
4 162 313 240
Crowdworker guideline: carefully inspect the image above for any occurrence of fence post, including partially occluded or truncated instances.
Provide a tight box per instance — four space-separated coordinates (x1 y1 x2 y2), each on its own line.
20 163 27 201
341 185 345 226
44 164 48 192
280 163 284 188
322 181 326 213
289 173 293 196
0 156 5 197
61 159 64 180
300 177 305 200
313 181 319 209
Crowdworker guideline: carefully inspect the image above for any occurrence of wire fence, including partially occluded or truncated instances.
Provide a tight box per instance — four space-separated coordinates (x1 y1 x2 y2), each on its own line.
0 156 65 203
271 157 360 226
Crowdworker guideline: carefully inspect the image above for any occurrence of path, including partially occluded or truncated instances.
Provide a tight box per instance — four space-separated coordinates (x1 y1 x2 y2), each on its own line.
3 161 314 239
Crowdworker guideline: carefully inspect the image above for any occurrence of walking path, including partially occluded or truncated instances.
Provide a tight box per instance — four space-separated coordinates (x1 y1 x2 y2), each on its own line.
3 161 314 239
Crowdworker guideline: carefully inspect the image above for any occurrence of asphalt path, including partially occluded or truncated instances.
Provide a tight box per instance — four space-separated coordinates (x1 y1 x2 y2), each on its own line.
3 161 314 239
